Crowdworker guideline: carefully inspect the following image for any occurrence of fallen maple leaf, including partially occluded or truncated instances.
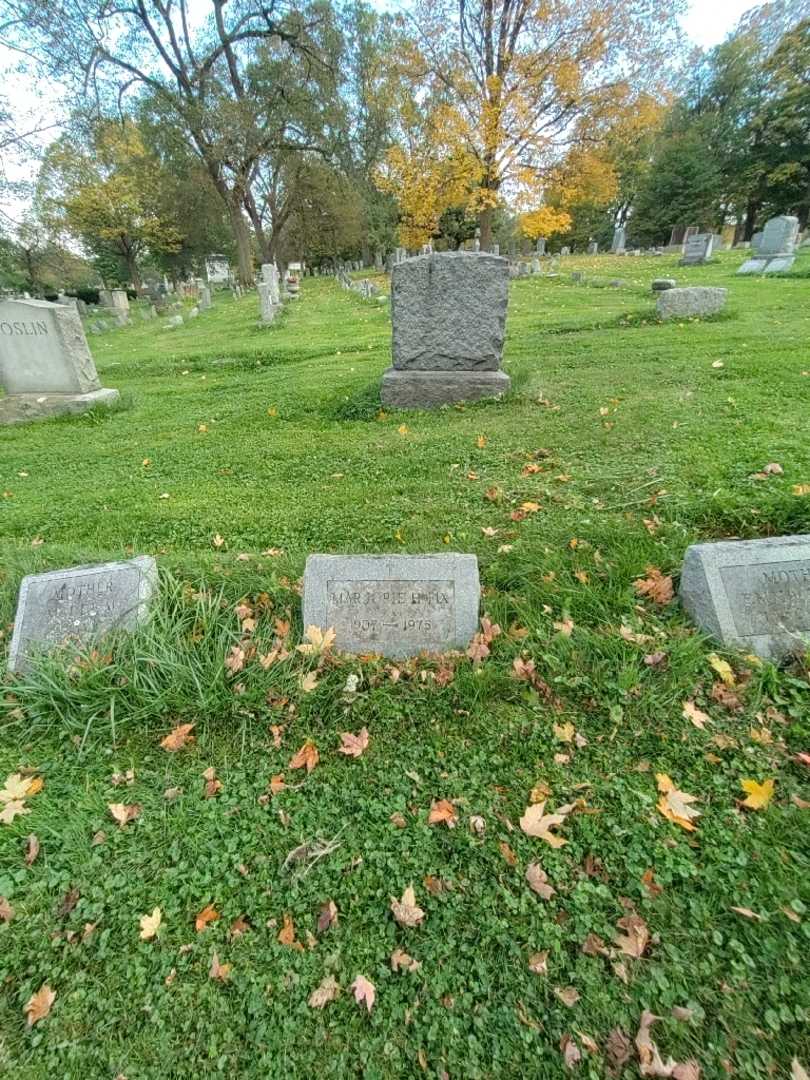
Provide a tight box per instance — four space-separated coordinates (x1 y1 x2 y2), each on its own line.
25 776 43 796
792 1060 810 1080
0 800 29 825
300 671 320 693
526 862 556 900
428 799 457 828
108 803 141 829
338 728 370 758
656 775 700 832
0 773 31 803
708 653 735 687
195 903 220 931
555 986 580 1007
682 700 710 730
224 644 246 675
528 950 549 974
499 840 517 866
0 896 13 921
615 912 649 958
209 952 231 981
202 766 222 798
317 900 338 933
289 740 319 773
229 915 251 938
634 567 674 605
391 884 425 928
160 722 196 752
635 1010 700 1078
561 1033 581 1069
740 777 775 810
391 947 422 973
519 801 571 847
297 625 336 656
139 907 162 940
351 973 375 1012
309 975 340 1008
25 985 56 1026
277 912 301 948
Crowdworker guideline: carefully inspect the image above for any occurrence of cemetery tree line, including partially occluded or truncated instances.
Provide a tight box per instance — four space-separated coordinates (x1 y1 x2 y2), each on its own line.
2 0 810 286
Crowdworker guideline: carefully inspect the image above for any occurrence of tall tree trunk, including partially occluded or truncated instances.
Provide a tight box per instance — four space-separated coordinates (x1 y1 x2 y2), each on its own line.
244 188 272 264
226 193 254 285
478 207 494 251
743 198 761 241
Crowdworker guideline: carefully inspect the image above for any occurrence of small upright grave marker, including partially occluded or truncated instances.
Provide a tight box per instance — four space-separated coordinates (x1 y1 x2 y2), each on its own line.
0 298 119 424
681 535 810 660
680 233 714 265
303 554 479 658
738 215 799 274
8 556 158 673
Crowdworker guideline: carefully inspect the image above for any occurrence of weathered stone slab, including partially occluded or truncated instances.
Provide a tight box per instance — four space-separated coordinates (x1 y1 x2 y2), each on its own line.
8 556 158 673
303 553 479 657
680 536 810 660
656 286 727 319
611 226 626 253
0 298 120 424
381 369 510 409
652 278 677 291
760 214 799 256
737 255 795 275
680 233 714 265
390 251 508 371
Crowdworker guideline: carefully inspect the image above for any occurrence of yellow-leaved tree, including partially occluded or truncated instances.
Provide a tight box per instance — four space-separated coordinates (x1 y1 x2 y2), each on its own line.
380 0 682 250
38 121 182 288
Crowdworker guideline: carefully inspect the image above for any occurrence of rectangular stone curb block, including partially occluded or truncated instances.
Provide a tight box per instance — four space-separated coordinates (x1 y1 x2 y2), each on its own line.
381 369 511 408
303 553 480 658
680 535 810 660
656 287 727 319
8 556 158 673
0 388 120 425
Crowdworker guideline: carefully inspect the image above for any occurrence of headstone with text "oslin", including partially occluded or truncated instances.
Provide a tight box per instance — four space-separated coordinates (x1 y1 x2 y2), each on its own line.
0 298 119 424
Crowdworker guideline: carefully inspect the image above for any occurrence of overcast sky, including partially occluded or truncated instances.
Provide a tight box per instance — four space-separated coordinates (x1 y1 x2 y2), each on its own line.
0 0 763 226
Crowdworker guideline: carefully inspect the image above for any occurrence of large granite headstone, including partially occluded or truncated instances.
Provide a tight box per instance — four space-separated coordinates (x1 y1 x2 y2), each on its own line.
680 233 714 265
681 536 810 660
303 553 479 657
656 286 727 319
0 298 120 424
738 215 799 274
8 556 158 673
380 251 511 408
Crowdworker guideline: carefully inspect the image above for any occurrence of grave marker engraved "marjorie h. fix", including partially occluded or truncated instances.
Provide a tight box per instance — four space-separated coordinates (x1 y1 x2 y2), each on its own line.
680 536 810 660
8 557 158 673
303 554 479 657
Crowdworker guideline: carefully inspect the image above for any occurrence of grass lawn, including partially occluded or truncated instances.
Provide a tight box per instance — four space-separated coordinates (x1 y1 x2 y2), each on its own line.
1 252 809 1078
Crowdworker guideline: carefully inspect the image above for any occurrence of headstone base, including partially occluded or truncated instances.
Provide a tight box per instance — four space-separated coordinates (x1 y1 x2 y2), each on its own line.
737 255 795 275
381 369 510 409
0 387 120 426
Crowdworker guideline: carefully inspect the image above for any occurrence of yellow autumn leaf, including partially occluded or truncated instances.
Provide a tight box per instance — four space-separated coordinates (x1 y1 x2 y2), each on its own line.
139 907 162 940
656 773 701 831
708 653 735 686
740 778 775 810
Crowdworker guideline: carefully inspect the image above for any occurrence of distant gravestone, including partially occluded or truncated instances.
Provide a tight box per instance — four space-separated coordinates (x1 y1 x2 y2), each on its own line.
8 556 158 673
380 251 511 408
110 289 129 313
681 536 810 660
536 238 546 255
656 286 727 319
163 314 183 329
587 241 598 255
0 298 119 424
258 283 275 324
560 246 570 256
199 285 212 310
738 215 799 274
680 233 714 265
651 278 677 292
98 289 113 308
611 226 626 253
303 553 479 658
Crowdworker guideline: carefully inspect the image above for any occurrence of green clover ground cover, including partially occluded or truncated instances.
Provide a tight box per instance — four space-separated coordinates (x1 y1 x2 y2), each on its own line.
0 252 809 1078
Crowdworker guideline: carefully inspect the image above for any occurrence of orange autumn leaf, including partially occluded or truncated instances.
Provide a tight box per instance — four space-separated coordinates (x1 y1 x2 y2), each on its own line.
278 912 302 949
209 952 231 982
289 740 319 773
195 903 220 932
160 722 196 752
634 567 674 605
428 799 457 828
25 984 55 1027
656 774 700 831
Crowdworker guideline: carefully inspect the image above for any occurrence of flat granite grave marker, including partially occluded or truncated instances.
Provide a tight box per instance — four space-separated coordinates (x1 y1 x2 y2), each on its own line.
303 554 479 657
8 556 158 673
0 298 120 424
681 535 810 660
380 251 511 408
656 286 727 319
738 214 799 274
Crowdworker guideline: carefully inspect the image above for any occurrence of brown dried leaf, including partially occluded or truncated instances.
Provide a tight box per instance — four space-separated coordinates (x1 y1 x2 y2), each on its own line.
528 950 549 975
108 803 141 829
615 912 649 958
391 884 425 928
428 799 457 828
351 973 375 1012
195 903 220 932
555 986 580 1007
317 900 338 933
209 952 231 982
391 947 422 973
634 567 674 605
25 985 55 1027
0 896 13 922
25 833 40 865
526 862 556 900
519 801 570 847
160 722 196 752
308 975 340 1008
338 728 370 758
289 740 319 773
